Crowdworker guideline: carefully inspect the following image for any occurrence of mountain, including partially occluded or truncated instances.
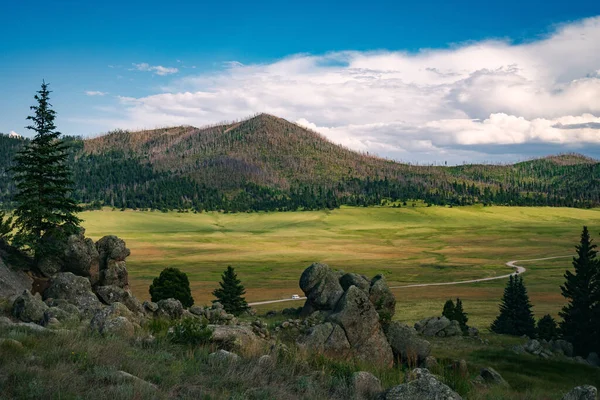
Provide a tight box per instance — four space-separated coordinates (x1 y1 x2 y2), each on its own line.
1 114 599 211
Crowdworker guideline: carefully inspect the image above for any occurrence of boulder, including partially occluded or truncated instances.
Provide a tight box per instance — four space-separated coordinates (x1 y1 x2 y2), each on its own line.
415 316 453 337
551 340 574 358
143 301 158 313
100 260 129 288
63 230 100 284
339 273 371 292
352 371 382 400
586 352 600 368
209 349 240 363
156 298 183 319
12 290 48 323
562 386 597 400
468 326 479 337
0 256 32 302
524 339 543 355
381 368 462 400
369 274 396 320
43 306 80 325
476 367 509 388
43 272 102 317
298 322 351 357
424 356 438 369
95 285 144 314
443 320 462 337
385 321 431 364
329 286 393 367
96 235 130 267
299 263 345 313
90 302 137 337
210 324 260 352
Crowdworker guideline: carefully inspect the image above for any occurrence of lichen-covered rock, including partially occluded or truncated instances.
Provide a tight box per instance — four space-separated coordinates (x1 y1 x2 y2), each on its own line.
43 306 80 326
476 367 509 388
298 322 351 357
143 301 158 313
63 230 100 284
96 235 130 267
100 260 129 288
369 274 396 320
0 256 32 302
12 290 48 323
299 263 345 313
339 273 371 292
90 302 137 337
156 298 183 319
381 368 462 400
329 286 393 367
415 316 461 337
210 324 260 352
209 349 240 363
551 340 574 357
43 272 102 317
352 371 382 400
561 385 597 400
385 321 431 364
95 285 144 314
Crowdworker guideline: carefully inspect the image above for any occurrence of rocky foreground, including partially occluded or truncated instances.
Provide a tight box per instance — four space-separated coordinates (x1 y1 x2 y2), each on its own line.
0 232 597 399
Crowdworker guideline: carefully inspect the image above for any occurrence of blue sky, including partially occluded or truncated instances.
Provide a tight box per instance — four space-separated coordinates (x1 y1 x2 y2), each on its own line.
2 0 600 163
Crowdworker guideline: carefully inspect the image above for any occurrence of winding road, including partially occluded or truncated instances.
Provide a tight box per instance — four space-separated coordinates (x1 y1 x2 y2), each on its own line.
247 255 571 306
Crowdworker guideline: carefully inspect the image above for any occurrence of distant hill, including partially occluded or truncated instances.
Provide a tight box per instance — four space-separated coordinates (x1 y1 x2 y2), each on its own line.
0 115 599 211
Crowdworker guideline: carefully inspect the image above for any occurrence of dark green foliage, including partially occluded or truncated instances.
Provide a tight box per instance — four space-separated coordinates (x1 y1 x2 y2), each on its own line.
491 275 536 337
168 317 212 347
213 266 249 316
10 82 81 256
537 314 558 341
559 226 600 356
149 267 194 307
453 298 469 335
442 299 455 320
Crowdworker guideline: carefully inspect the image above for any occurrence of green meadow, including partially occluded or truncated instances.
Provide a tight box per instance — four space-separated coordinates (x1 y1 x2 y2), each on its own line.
81 205 600 328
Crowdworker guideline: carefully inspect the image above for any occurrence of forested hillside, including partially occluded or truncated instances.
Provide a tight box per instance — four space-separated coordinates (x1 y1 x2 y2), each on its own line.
1 114 599 211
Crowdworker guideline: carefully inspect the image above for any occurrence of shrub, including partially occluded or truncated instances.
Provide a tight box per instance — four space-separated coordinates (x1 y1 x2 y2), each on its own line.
537 314 558 340
149 267 194 307
168 318 212 347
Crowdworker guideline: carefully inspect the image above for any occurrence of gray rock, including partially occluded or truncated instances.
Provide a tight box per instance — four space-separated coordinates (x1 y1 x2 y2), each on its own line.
43 306 79 325
299 263 345 313
468 326 479 337
352 371 382 400
189 305 205 316
96 235 130 268
90 302 137 337
209 349 240 363
100 260 129 288
63 230 100 285
414 316 452 337
329 286 393 367
424 356 438 369
298 322 351 357
115 371 158 391
143 301 158 313
575 356 589 365
586 352 600 367
0 256 32 301
95 285 144 314
369 274 396 320
562 385 597 400
210 324 259 352
339 273 371 292
381 368 462 400
44 272 102 317
478 367 509 388
156 298 183 319
0 316 13 326
524 339 543 355
443 320 463 337
12 290 48 323
385 321 431 364
552 340 574 358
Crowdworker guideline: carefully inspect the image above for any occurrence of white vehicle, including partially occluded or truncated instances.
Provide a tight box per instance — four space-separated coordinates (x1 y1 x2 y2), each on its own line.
291 294 300 299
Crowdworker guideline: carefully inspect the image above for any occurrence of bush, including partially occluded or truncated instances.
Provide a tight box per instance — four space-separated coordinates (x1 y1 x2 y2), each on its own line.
537 314 558 340
168 318 212 347
149 267 194 307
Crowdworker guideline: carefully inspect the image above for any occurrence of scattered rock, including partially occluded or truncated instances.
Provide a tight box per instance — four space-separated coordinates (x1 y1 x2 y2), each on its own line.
381 368 462 400
12 290 48 323
524 339 543 355
467 326 479 337
90 302 137 337
95 285 144 314
385 321 431 364
209 349 240 363
143 301 158 313
115 371 158 391
351 371 382 400
415 316 462 337
156 298 183 319
210 324 260 352
552 340 574 358
477 367 509 388
562 385 597 400
43 272 102 317
586 352 600 368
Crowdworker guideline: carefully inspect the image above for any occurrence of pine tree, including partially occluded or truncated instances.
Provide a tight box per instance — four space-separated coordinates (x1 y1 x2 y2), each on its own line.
442 299 455 320
537 314 558 341
559 226 599 356
213 266 249 316
491 275 535 336
149 267 194 307
11 82 81 257
453 298 469 335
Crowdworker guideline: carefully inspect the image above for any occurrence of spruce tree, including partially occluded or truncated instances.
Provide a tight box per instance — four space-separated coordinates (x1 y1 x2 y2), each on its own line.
442 299 455 320
213 266 249 315
453 298 469 334
537 314 558 341
559 226 599 356
491 275 535 336
11 82 81 257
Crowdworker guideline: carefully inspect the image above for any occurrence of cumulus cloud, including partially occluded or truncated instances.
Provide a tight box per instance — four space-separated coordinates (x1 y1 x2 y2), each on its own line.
132 63 179 76
85 91 108 96
108 17 600 163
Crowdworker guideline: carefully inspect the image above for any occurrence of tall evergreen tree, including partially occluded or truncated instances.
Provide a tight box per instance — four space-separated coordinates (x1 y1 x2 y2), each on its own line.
491 275 536 336
559 226 599 356
213 266 249 316
453 298 469 334
537 314 558 341
11 82 81 256
442 299 455 320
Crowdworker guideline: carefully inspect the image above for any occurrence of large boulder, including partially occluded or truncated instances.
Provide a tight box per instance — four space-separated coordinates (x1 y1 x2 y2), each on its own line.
381 368 462 400
90 302 137 337
156 298 183 319
12 290 48 323
95 285 144 314
414 316 462 337
385 321 431 364
339 273 371 292
476 367 509 388
329 286 393 367
298 322 351 357
369 274 396 320
352 371 382 400
43 272 102 317
63 230 100 284
210 324 260 352
299 263 345 313
562 386 597 400
0 257 32 302
96 235 130 288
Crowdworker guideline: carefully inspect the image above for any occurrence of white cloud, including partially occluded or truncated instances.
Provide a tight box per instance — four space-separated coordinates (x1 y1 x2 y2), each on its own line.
132 63 179 76
105 17 600 162
85 91 108 96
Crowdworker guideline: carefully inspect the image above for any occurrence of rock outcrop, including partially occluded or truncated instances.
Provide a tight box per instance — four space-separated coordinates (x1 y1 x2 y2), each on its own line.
95 285 144 314
352 371 382 400
96 235 130 288
210 324 260 352
12 290 48 323
415 316 462 337
43 272 102 317
90 302 138 337
0 256 32 302
299 263 345 315
561 385 597 400
63 230 100 285
385 321 431 364
380 368 462 400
